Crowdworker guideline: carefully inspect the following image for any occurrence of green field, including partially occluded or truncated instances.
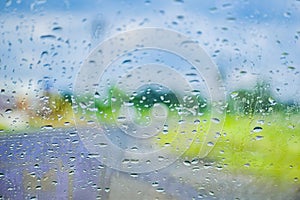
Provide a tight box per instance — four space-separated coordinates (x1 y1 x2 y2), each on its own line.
156 112 300 184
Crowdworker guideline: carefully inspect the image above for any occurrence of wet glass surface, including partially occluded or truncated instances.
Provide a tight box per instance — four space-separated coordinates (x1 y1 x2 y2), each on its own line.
1 0 300 199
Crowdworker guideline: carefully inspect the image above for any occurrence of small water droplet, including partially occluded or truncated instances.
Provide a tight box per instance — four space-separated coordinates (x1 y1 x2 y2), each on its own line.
257 120 264 125
255 135 264 140
230 92 239 98
152 182 159 187
268 97 276 105
41 125 53 130
194 119 200 124
156 187 165 193
284 12 291 18
207 142 214 146
94 92 100 98
52 181 58 186
211 118 220 124
183 160 191 166
244 163 250 167
122 59 131 64
5 109 12 114
253 126 263 132
191 158 199 165
130 173 139 178
52 26 63 31
40 35 56 40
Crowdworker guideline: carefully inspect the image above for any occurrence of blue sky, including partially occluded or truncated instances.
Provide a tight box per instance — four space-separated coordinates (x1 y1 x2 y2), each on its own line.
0 0 299 102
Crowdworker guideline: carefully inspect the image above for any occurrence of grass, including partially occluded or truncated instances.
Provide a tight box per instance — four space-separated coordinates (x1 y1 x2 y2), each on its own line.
156 112 300 185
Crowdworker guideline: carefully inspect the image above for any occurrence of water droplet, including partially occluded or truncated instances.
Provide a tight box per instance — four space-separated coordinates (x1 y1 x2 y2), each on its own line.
41 125 53 130
288 66 295 70
52 26 63 31
194 119 200 124
79 102 87 109
183 160 191 166
255 135 264 140
130 173 139 178
207 142 214 146
284 12 291 18
156 187 165 193
211 118 220 124
152 182 159 187
5 109 12 114
191 158 199 165
94 92 100 98
122 59 131 64
5 0 12 7
257 120 264 125
244 163 250 167
230 92 239 98
52 181 58 186
268 97 276 105
40 35 56 40
253 126 263 132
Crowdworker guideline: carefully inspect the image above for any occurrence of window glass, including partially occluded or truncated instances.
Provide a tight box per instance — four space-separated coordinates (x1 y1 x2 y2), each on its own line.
0 0 299 199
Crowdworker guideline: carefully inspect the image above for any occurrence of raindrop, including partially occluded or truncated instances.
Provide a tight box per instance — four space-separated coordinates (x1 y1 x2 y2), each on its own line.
69 170 74 175
156 188 165 193
244 163 250 167
40 35 56 40
64 122 70 126
183 160 191 166
230 92 239 98
191 158 199 165
52 181 58 186
226 17 236 21
79 102 87 109
177 15 184 20
255 135 264 140
211 118 220 124
5 109 12 114
207 142 214 146
268 97 276 105
122 59 131 64
257 120 264 125
284 12 291 18
5 0 12 7
194 119 200 124
41 125 53 130
209 7 217 12
152 182 159 187
253 126 263 132
52 26 63 31
94 92 100 98
130 173 139 178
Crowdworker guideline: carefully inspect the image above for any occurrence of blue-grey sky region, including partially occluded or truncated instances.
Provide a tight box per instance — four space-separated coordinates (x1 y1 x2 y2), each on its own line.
0 0 299 102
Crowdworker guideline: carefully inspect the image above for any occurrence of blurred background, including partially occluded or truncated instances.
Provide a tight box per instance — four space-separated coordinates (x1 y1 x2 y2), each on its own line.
0 0 300 199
